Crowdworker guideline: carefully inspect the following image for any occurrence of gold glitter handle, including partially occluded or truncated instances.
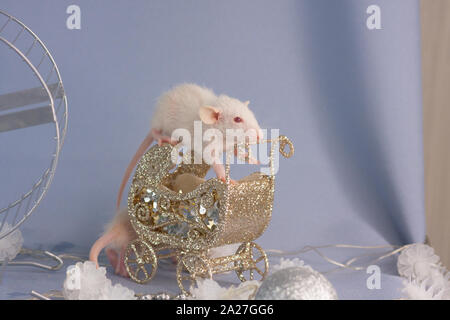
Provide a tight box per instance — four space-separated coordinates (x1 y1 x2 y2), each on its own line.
278 135 294 159
225 135 294 179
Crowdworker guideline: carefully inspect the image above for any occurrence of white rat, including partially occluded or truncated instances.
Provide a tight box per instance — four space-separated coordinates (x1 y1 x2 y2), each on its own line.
89 83 263 276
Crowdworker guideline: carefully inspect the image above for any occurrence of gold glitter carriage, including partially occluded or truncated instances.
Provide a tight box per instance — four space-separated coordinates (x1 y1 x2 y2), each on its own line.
124 135 294 295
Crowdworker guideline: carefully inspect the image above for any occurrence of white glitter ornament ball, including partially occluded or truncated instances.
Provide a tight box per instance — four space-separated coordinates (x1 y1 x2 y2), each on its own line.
255 266 338 300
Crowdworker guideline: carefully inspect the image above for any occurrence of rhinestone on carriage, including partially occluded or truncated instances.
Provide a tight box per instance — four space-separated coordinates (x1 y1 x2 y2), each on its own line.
206 219 216 230
143 188 158 204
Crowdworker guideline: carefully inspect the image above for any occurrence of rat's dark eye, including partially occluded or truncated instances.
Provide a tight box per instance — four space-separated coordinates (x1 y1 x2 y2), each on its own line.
234 117 243 123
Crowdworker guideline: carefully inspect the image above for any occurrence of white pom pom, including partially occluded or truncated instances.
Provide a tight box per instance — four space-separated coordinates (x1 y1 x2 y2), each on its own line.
397 244 440 281
398 243 450 300
0 223 24 261
402 279 444 300
63 261 136 300
208 244 240 259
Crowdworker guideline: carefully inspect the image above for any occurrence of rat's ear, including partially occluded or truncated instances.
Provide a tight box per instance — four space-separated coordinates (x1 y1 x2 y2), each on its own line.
244 100 250 107
199 106 221 125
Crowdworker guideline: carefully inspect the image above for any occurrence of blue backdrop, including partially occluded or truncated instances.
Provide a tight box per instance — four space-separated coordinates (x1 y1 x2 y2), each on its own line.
0 0 424 299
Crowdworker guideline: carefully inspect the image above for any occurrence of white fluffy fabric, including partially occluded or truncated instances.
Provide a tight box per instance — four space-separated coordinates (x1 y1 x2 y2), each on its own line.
398 244 450 300
191 258 313 300
398 243 440 281
190 278 261 300
63 261 136 300
402 278 449 300
208 244 240 259
0 223 23 261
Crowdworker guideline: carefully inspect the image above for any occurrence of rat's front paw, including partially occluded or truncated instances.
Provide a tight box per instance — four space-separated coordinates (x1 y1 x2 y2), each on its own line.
219 176 237 184
157 136 178 146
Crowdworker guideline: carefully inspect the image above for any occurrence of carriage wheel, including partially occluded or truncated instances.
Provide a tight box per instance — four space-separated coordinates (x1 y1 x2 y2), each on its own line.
124 239 157 284
234 242 269 282
176 255 211 296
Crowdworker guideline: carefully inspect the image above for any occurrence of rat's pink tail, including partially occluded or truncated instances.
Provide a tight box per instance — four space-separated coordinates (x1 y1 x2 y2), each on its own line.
89 228 120 268
116 131 154 209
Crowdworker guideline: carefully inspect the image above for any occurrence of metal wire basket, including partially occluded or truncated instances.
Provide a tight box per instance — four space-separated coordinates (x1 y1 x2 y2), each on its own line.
0 9 68 240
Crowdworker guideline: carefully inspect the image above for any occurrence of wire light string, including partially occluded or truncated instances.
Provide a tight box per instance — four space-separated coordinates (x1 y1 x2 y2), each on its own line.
266 243 413 274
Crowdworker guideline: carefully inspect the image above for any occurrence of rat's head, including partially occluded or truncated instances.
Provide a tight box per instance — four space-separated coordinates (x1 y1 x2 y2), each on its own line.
199 95 263 146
